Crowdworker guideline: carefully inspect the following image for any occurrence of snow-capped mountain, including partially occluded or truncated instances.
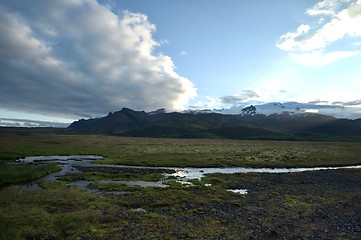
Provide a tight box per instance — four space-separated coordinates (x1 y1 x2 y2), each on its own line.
186 102 361 119
245 102 361 119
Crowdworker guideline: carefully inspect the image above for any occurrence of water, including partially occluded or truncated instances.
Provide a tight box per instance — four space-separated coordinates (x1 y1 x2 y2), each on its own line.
166 165 361 180
17 155 103 163
17 155 361 195
18 155 171 193
19 155 102 192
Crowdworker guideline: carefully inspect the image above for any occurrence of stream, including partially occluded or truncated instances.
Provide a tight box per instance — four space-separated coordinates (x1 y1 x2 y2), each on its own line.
17 155 361 195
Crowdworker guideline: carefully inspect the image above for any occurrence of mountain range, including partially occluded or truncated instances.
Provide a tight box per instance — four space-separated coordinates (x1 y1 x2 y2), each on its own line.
68 102 361 141
185 102 361 119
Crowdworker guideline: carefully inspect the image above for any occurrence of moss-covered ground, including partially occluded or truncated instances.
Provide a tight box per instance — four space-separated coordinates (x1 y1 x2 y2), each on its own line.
1 130 361 239
0 163 60 186
1 169 360 239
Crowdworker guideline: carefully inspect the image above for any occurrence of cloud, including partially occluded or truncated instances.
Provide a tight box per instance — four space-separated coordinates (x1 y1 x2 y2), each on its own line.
276 24 312 52
73 113 95 119
306 0 352 16
277 0 361 66
307 99 361 107
159 39 170 45
220 90 259 105
190 90 260 110
332 99 361 106
179 50 188 56
0 118 69 128
308 99 334 104
290 50 359 66
0 0 196 119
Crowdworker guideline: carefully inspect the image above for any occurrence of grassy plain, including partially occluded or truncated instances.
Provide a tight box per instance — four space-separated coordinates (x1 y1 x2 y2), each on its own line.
1 130 361 239
2 131 361 168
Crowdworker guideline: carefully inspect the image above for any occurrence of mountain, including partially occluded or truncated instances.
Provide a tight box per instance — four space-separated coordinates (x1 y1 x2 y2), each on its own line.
199 101 361 119
68 106 361 141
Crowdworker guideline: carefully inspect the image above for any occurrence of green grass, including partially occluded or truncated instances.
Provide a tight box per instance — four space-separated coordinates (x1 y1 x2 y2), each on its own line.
88 182 141 192
0 182 121 240
0 163 61 186
1 131 361 168
0 181 238 239
59 168 164 182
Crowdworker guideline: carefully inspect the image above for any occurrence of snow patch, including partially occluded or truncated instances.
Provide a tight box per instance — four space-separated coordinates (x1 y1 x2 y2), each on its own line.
186 101 361 119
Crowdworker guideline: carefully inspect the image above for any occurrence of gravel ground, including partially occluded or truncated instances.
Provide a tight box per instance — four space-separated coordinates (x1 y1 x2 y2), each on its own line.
114 169 361 239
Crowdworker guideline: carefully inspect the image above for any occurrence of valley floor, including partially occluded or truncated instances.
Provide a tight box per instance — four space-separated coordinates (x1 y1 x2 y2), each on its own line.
1 168 360 239
1 130 361 239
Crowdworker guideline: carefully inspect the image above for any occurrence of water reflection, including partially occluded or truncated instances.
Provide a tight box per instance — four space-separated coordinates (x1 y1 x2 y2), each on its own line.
17 155 361 194
167 165 361 180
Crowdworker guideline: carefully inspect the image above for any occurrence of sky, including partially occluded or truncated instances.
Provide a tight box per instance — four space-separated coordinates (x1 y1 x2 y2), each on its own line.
1 0 361 123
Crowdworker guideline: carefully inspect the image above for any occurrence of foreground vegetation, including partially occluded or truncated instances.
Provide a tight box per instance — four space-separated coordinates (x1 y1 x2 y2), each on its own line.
1 169 360 239
0 163 60 186
1 129 361 239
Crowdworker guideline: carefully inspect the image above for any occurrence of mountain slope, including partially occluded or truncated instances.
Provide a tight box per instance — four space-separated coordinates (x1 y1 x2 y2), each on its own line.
68 107 361 141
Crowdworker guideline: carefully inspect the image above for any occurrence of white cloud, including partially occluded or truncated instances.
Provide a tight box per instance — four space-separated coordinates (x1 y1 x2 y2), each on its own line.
189 96 222 110
306 0 352 16
0 0 196 119
304 109 319 113
188 89 260 110
276 24 311 51
277 0 361 66
179 50 188 56
290 50 359 67
159 39 170 45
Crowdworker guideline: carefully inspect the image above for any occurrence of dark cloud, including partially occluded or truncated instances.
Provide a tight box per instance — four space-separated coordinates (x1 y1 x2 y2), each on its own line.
307 100 361 107
0 0 196 119
332 100 361 106
73 113 95 119
307 100 330 105
220 90 259 105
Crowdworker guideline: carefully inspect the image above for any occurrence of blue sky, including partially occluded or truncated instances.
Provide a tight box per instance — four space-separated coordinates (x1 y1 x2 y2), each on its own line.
1 0 361 122
111 0 311 102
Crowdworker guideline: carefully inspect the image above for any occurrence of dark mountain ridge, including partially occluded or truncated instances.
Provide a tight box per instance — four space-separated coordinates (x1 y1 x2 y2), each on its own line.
68 107 361 141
